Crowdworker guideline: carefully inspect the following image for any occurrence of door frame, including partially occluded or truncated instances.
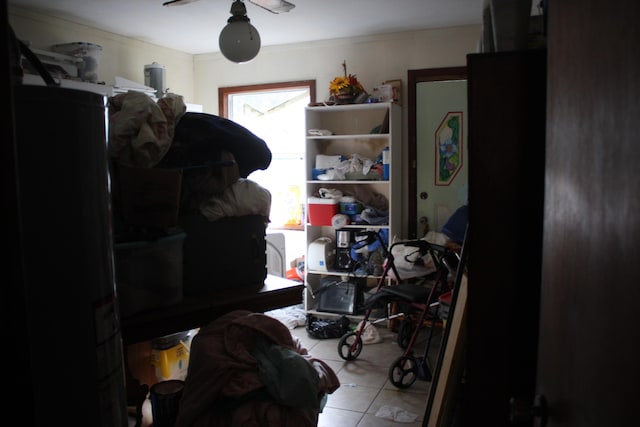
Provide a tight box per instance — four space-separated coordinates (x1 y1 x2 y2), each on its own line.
407 67 467 239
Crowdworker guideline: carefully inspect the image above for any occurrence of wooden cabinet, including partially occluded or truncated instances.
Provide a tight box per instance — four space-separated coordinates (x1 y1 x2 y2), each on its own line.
464 49 547 426
303 102 401 318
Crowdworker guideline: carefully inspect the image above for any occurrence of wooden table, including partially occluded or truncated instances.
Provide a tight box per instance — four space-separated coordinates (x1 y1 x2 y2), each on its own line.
120 274 304 345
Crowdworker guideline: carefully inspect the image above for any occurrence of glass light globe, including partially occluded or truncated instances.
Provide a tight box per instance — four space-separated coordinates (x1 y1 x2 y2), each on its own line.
219 20 261 63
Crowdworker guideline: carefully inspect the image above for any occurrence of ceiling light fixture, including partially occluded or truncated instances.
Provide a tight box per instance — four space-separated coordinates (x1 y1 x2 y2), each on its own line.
219 0 261 63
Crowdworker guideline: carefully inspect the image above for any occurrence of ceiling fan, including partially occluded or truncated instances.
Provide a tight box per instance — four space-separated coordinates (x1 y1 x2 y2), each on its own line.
162 0 294 62
162 0 295 14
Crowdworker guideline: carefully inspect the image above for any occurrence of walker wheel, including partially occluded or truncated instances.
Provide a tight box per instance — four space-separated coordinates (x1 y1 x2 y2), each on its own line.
338 332 363 360
389 355 419 389
397 318 414 349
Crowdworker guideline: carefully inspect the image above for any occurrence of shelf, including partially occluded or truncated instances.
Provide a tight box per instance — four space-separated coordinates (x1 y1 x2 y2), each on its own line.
306 134 390 140
306 180 388 184
304 102 401 316
306 223 388 229
305 309 370 321
306 268 384 279
306 102 393 112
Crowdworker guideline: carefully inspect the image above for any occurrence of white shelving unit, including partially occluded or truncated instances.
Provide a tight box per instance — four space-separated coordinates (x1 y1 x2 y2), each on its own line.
304 102 401 319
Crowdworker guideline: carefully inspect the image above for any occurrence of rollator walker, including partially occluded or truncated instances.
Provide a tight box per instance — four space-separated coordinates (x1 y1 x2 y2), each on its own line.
337 230 461 389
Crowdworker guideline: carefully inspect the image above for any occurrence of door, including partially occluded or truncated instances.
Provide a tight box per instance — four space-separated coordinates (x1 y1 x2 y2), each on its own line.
416 79 467 235
535 1 640 426
408 68 467 239
464 49 547 427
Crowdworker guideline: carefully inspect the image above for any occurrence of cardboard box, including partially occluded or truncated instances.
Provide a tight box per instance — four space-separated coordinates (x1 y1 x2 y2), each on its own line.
307 197 339 225
372 84 393 103
151 330 195 381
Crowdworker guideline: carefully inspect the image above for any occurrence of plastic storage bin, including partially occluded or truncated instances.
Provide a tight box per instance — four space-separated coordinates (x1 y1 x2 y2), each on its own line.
151 330 196 381
114 231 186 317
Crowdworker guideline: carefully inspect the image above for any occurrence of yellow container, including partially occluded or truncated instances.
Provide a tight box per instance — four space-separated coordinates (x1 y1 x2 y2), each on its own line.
150 330 195 382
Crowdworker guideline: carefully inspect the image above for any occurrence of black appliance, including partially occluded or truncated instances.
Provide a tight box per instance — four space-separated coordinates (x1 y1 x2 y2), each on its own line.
335 229 354 271
13 84 129 426
316 277 365 315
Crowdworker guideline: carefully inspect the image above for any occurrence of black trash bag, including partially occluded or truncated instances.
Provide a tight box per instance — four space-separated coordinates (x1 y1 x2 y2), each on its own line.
306 315 351 339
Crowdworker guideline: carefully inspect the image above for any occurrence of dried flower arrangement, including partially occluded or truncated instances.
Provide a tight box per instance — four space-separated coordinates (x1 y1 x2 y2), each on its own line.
329 61 366 103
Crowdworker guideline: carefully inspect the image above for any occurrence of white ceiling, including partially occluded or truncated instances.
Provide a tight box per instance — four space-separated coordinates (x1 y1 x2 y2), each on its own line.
6 0 516 55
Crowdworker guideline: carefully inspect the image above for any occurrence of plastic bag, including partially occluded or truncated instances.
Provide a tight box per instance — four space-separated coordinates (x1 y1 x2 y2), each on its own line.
356 320 383 344
306 315 351 339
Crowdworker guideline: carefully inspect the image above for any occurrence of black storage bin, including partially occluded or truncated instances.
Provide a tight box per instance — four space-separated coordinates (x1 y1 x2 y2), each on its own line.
114 231 186 317
180 213 267 296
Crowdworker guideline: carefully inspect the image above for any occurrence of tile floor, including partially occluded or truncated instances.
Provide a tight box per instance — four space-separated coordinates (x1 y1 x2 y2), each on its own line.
290 318 443 427
129 314 443 427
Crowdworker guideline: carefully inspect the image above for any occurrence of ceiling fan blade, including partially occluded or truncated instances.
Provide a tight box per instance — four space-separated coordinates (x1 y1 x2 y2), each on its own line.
162 0 200 7
248 0 295 14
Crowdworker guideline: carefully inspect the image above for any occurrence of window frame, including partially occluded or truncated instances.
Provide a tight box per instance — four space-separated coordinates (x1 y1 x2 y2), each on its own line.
218 80 316 117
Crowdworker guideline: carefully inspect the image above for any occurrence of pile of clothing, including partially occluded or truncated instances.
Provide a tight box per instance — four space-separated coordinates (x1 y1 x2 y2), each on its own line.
108 91 273 222
176 310 340 427
108 92 275 297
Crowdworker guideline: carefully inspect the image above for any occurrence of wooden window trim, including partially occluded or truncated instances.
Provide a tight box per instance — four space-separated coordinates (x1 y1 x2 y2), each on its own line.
218 80 316 118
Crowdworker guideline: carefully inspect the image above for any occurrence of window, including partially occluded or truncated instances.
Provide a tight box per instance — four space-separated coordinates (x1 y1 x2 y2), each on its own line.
219 81 315 228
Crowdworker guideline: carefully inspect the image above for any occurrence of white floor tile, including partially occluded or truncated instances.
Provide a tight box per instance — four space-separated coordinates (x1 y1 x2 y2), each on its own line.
324 383 380 413
287 319 441 426
317 407 363 427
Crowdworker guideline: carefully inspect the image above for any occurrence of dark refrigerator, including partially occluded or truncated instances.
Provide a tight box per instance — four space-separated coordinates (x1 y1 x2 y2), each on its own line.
10 83 129 426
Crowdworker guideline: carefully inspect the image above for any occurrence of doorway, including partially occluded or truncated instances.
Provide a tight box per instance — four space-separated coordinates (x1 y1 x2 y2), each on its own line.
407 67 467 239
